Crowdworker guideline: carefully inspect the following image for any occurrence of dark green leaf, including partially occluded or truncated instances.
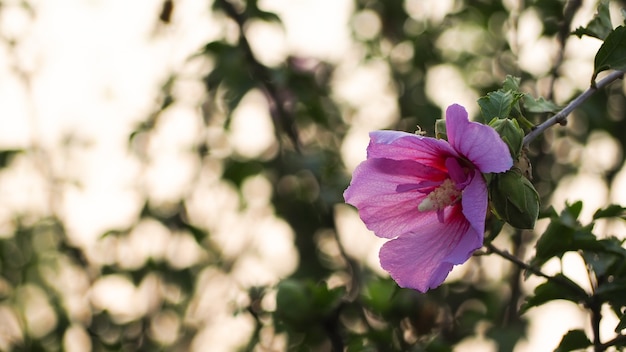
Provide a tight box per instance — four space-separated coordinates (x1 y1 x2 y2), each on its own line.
554 329 592 352
595 280 626 309
0 149 22 169
520 275 587 314
530 203 599 269
593 26 626 83
593 204 626 220
572 0 612 40
478 90 522 122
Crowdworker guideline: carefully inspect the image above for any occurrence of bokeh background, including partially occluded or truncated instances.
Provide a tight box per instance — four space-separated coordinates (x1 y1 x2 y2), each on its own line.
0 0 626 350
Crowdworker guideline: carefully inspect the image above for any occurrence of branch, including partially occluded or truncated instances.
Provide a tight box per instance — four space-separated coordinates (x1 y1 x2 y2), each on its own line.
523 70 624 147
600 334 626 350
484 242 586 295
214 0 301 151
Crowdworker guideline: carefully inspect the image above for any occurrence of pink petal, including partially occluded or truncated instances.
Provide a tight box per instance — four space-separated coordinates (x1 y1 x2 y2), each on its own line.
445 104 512 173
461 171 488 236
344 158 446 238
367 131 458 168
379 205 477 292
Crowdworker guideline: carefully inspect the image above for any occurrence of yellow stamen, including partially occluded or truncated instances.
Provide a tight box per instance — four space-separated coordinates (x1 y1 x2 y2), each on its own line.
418 179 461 212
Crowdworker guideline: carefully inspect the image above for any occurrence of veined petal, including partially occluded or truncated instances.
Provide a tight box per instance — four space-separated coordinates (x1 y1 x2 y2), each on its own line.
445 104 513 173
344 158 446 239
379 205 472 292
367 131 458 169
461 171 488 236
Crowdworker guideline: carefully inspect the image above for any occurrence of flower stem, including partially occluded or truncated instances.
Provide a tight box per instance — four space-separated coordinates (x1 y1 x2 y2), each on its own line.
522 70 624 147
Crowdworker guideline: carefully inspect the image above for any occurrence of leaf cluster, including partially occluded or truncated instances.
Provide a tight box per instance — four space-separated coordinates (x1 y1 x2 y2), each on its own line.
522 201 626 351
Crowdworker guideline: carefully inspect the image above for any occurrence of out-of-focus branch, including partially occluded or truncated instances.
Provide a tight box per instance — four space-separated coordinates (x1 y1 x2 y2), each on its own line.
214 0 301 151
546 0 582 100
523 70 624 147
485 242 587 296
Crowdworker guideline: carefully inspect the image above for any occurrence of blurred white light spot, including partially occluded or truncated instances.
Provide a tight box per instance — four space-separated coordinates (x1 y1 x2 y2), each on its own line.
229 90 276 158
352 10 381 40
581 131 622 173
245 20 288 67
425 64 479 117
340 126 369 174
191 313 255 352
90 275 143 323
334 204 387 276
0 305 22 350
150 310 181 346
551 172 608 223
165 232 206 269
18 285 57 338
515 301 585 352
404 0 456 23
259 0 353 62
63 325 91 352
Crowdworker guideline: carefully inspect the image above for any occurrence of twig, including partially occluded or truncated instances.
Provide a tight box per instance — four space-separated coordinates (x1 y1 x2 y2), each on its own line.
546 0 582 101
600 334 626 350
214 0 301 151
589 296 602 352
484 242 587 296
523 70 624 147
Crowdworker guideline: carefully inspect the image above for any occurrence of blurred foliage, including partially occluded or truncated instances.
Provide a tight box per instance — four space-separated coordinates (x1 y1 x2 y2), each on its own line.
1 0 626 351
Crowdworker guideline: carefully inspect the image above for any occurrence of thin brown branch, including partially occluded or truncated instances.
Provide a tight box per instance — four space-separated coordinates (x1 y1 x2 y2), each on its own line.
523 70 624 146
215 0 301 151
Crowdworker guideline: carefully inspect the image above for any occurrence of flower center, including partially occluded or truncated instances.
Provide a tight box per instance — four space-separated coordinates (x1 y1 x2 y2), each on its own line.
418 178 461 212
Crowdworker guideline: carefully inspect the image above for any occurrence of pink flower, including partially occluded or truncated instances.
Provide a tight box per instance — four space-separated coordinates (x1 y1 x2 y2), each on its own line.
344 104 512 292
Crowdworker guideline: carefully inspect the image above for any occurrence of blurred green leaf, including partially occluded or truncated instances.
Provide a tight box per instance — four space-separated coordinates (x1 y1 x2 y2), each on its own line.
554 329 592 352
0 149 22 168
593 204 626 220
593 25 626 83
520 275 588 314
573 0 612 40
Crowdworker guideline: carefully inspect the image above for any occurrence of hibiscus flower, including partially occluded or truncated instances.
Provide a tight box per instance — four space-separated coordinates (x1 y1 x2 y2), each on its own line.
344 104 513 292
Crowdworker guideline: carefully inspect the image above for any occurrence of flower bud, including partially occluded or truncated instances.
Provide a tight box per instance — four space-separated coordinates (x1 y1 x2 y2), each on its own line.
488 118 524 158
490 170 540 229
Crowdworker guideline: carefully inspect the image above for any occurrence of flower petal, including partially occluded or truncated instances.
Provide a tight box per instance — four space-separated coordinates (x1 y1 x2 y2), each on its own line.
445 104 513 173
379 205 473 292
461 171 488 236
344 157 446 238
367 131 458 169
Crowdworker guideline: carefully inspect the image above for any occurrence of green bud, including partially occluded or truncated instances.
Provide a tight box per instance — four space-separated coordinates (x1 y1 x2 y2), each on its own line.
490 170 540 229
489 118 524 158
434 119 447 140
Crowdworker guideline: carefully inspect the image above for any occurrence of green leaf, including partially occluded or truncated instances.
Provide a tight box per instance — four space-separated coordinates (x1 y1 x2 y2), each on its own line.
502 75 521 92
554 329 592 352
478 90 522 122
522 95 560 113
520 275 588 314
593 204 626 220
529 202 608 269
572 0 612 40
592 25 626 83
595 280 626 309
0 149 22 168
